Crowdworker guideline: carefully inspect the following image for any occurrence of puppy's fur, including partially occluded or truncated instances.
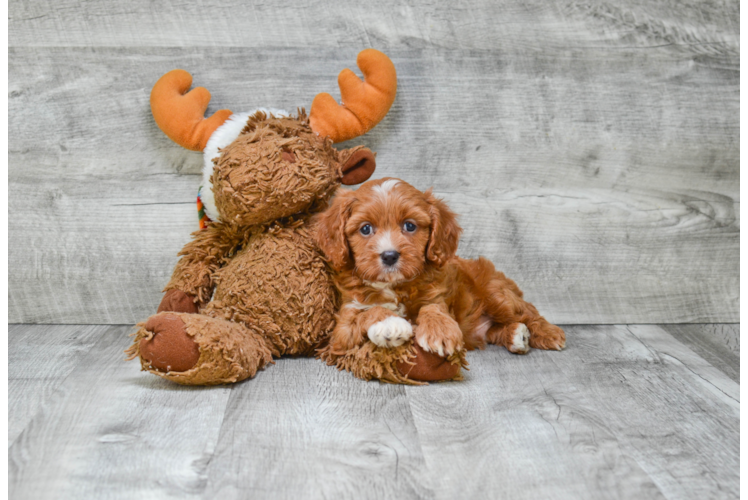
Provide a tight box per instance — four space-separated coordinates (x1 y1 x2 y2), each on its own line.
314 178 565 359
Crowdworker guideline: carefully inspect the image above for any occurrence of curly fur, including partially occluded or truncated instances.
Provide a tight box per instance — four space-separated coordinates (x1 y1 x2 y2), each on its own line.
313 178 566 370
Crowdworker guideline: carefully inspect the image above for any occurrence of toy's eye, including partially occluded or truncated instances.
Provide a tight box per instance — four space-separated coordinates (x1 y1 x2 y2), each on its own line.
281 148 296 163
403 221 417 233
360 224 373 236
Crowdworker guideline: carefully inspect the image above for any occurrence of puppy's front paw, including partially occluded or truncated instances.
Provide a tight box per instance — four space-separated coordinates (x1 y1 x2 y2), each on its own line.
367 316 413 348
415 320 463 358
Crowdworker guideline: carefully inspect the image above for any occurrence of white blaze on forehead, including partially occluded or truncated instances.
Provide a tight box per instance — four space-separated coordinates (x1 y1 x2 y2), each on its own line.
372 179 400 198
375 230 397 254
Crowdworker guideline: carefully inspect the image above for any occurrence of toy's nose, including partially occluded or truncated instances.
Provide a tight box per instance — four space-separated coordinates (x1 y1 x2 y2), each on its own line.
381 251 400 266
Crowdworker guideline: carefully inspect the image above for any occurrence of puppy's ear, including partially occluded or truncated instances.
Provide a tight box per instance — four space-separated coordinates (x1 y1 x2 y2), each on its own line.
425 189 462 267
313 188 357 271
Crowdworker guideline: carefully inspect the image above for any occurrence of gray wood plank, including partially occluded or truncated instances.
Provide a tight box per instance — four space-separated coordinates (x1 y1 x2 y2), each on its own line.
8 324 105 446
8 325 233 499
9 44 738 324
659 324 739 382
202 358 432 500
7 323 739 499
740 432 748 491
9 0 739 54
405 324 739 500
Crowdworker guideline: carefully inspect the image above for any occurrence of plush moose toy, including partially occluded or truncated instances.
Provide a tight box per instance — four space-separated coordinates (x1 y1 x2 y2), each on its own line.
126 49 461 385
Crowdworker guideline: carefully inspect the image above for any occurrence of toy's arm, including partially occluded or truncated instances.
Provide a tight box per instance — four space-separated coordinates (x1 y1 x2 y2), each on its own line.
159 223 240 312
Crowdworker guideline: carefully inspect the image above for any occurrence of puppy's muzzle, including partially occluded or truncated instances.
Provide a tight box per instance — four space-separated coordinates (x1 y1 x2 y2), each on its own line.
380 251 400 266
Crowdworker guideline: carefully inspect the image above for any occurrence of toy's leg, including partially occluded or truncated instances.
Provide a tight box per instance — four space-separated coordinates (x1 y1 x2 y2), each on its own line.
126 312 273 385
395 343 463 382
319 338 465 385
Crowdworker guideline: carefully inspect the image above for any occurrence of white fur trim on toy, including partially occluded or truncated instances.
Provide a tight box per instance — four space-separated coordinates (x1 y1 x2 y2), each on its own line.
200 108 289 222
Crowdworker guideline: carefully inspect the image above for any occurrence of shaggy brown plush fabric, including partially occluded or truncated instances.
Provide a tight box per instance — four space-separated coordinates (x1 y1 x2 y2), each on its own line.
212 111 341 227
129 110 460 386
127 312 274 385
129 112 403 385
202 218 337 357
133 55 467 386
319 340 467 385
395 343 466 382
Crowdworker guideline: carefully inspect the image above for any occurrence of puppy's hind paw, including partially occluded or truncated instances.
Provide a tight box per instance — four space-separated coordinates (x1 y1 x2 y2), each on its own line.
508 323 530 354
529 323 566 351
368 316 413 348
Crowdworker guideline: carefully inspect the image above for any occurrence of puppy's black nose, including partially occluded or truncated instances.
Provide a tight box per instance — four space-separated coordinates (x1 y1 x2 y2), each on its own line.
381 251 400 266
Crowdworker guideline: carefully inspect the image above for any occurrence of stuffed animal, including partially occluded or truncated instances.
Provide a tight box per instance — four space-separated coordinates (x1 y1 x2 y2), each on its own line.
125 49 460 385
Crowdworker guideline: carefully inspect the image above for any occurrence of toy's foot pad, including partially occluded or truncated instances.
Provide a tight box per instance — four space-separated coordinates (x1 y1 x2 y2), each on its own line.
396 343 461 382
140 314 200 372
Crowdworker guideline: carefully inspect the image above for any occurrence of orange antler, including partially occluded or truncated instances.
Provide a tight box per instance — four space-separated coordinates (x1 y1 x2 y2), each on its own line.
150 70 233 151
310 49 397 143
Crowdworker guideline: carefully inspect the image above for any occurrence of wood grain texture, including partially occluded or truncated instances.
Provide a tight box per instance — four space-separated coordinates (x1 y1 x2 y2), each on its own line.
405 324 738 500
7 0 739 325
9 41 738 324
9 325 233 499
9 0 739 55
8 323 739 499
8 324 104 445
740 432 748 491
658 324 739 382
201 359 432 499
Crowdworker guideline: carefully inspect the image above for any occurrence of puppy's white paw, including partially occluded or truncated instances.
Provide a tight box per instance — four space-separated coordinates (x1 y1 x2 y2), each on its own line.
509 323 530 354
367 317 413 348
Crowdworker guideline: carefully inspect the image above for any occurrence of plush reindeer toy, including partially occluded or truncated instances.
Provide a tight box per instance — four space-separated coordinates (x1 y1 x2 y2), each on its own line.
127 50 457 385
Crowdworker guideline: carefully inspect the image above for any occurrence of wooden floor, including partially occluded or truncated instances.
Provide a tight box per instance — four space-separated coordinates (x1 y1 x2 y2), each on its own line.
8 323 739 499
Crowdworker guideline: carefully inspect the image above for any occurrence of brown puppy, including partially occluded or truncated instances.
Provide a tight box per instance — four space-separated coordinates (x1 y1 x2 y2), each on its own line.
314 178 565 368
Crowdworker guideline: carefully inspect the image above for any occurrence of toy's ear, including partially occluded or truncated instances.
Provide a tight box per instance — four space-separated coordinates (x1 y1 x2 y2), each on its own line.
424 189 462 266
339 146 376 185
314 188 357 271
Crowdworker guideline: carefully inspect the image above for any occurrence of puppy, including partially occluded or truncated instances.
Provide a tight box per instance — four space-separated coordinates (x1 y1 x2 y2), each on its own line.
314 178 565 363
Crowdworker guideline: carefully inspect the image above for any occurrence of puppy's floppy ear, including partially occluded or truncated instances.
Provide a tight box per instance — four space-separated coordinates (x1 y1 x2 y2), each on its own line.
424 189 462 267
313 188 357 271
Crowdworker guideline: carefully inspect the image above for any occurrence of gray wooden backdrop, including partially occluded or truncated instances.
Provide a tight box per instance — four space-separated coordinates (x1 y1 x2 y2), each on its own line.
9 0 739 326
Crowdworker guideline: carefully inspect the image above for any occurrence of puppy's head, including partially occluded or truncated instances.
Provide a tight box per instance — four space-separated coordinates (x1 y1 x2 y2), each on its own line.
314 178 462 283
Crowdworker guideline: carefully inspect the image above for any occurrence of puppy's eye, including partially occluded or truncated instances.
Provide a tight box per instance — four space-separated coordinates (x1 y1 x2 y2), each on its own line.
403 221 417 233
360 224 373 236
